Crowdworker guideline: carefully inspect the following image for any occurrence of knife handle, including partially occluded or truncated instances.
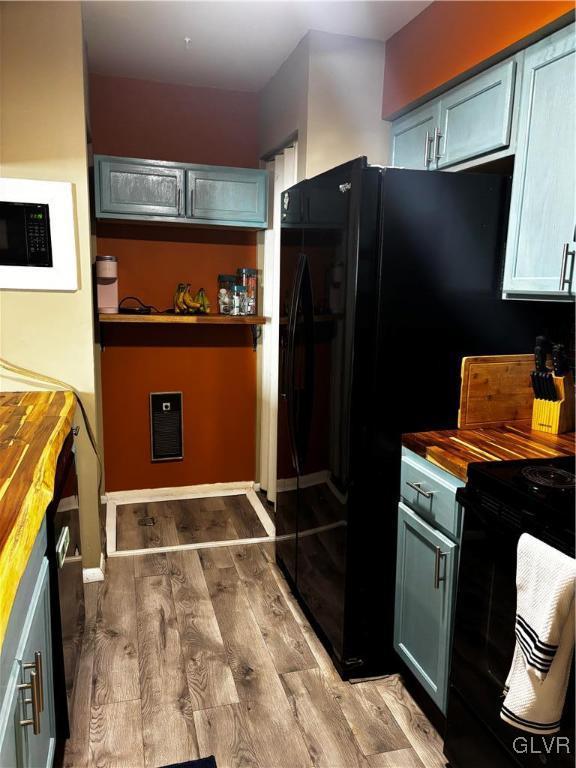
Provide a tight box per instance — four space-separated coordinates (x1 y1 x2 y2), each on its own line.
534 345 547 373
546 372 558 401
531 371 540 399
552 344 566 377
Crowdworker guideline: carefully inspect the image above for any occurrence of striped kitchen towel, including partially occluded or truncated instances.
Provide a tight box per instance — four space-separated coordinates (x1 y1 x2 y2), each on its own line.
501 534 575 734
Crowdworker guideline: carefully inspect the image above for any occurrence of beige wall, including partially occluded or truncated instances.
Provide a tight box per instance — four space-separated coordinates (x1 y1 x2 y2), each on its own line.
306 32 389 177
0 2 102 568
259 35 310 180
259 31 390 179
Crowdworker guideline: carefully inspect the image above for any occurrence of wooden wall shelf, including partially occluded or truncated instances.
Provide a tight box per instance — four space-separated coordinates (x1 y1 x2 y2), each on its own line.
99 313 269 325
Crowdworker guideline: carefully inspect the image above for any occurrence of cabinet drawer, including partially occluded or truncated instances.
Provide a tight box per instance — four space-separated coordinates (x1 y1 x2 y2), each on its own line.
400 451 464 540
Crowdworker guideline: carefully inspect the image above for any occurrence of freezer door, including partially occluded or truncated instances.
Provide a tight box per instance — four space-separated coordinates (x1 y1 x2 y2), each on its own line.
295 167 358 662
276 225 303 585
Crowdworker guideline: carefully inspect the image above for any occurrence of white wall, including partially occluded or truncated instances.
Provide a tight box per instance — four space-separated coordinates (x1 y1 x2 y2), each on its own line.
0 1 102 568
259 35 310 180
306 31 389 177
259 30 390 178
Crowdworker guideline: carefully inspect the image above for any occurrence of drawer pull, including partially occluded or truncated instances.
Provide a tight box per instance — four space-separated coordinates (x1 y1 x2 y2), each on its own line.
406 480 434 499
18 670 41 735
434 546 447 590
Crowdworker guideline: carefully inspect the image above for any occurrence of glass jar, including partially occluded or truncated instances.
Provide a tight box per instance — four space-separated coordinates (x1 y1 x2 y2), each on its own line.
237 267 258 315
231 284 247 316
217 274 236 315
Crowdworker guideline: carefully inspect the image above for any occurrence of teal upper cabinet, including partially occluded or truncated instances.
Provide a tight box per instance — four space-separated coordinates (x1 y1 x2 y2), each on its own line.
186 166 268 227
95 157 185 219
503 24 576 299
394 502 457 713
390 56 518 171
436 60 516 168
390 103 440 170
94 155 268 229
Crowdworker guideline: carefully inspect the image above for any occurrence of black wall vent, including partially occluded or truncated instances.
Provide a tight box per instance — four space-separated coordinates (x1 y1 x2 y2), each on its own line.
150 392 183 461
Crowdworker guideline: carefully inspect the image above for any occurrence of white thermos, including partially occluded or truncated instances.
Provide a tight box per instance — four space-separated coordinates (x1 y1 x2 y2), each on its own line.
96 255 118 314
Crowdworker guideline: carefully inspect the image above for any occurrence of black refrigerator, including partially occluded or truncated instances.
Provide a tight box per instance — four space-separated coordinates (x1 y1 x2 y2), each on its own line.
276 157 570 679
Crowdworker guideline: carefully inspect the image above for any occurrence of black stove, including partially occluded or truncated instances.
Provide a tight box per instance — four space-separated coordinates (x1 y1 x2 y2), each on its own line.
456 455 575 556
445 454 575 768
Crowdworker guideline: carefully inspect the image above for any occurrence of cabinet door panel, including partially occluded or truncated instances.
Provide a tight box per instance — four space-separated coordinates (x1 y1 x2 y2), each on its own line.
390 103 440 170
0 664 26 768
437 59 516 168
503 25 576 298
394 502 457 713
97 157 185 217
186 167 267 226
19 559 54 768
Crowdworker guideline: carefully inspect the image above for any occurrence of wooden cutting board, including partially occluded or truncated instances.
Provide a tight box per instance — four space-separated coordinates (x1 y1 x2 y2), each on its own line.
458 354 534 428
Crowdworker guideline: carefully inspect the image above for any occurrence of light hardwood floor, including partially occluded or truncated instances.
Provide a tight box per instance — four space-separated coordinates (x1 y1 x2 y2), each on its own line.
64 543 445 768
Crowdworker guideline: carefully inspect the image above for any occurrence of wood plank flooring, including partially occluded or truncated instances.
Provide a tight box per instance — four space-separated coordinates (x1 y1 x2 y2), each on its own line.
116 494 268 551
64 543 445 768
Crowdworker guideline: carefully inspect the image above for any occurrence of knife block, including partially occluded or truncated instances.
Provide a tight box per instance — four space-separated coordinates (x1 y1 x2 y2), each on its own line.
531 373 575 434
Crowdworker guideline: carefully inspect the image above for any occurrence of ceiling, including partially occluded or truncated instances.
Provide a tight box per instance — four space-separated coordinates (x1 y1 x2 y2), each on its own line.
83 1 431 93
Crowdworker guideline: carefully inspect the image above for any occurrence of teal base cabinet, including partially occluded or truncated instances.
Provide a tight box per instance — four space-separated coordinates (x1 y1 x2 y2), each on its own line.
394 448 464 714
502 23 576 299
95 155 268 229
0 555 56 768
394 502 457 713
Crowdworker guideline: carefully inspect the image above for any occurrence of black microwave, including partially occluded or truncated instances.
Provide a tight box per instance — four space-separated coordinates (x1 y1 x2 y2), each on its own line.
0 201 52 267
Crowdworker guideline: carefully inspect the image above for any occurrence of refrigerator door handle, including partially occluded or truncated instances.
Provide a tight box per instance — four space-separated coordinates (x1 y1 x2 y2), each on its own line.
299 254 315 473
286 253 307 475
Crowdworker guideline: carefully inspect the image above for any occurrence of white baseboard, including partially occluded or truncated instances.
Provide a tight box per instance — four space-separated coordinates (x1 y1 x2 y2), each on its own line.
109 535 275 559
246 489 275 538
105 480 254 506
83 552 105 583
105 480 275 556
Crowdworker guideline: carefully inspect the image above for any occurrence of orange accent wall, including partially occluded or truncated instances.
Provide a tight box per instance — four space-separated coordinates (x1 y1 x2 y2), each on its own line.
382 1 574 118
91 75 260 491
90 74 259 166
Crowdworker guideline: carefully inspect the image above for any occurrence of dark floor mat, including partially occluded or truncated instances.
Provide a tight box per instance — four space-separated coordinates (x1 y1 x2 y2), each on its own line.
160 756 217 768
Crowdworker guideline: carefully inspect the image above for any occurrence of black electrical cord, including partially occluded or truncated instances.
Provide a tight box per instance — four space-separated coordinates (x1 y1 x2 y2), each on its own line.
118 295 172 314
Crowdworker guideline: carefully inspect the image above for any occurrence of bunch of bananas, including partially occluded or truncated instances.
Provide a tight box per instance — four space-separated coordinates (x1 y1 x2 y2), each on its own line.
173 284 211 314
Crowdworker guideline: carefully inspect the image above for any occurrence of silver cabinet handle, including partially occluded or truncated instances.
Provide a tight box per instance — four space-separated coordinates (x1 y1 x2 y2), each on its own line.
23 652 44 712
424 131 433 167
406 480 434 499
434 127 443 161
177 187 181 213
18 670 41 735
434 546 447 589
559 243 575 292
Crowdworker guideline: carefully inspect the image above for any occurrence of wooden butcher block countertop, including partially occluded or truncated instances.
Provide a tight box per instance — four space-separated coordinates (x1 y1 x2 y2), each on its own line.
0 390 76 650
403 422 575 482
